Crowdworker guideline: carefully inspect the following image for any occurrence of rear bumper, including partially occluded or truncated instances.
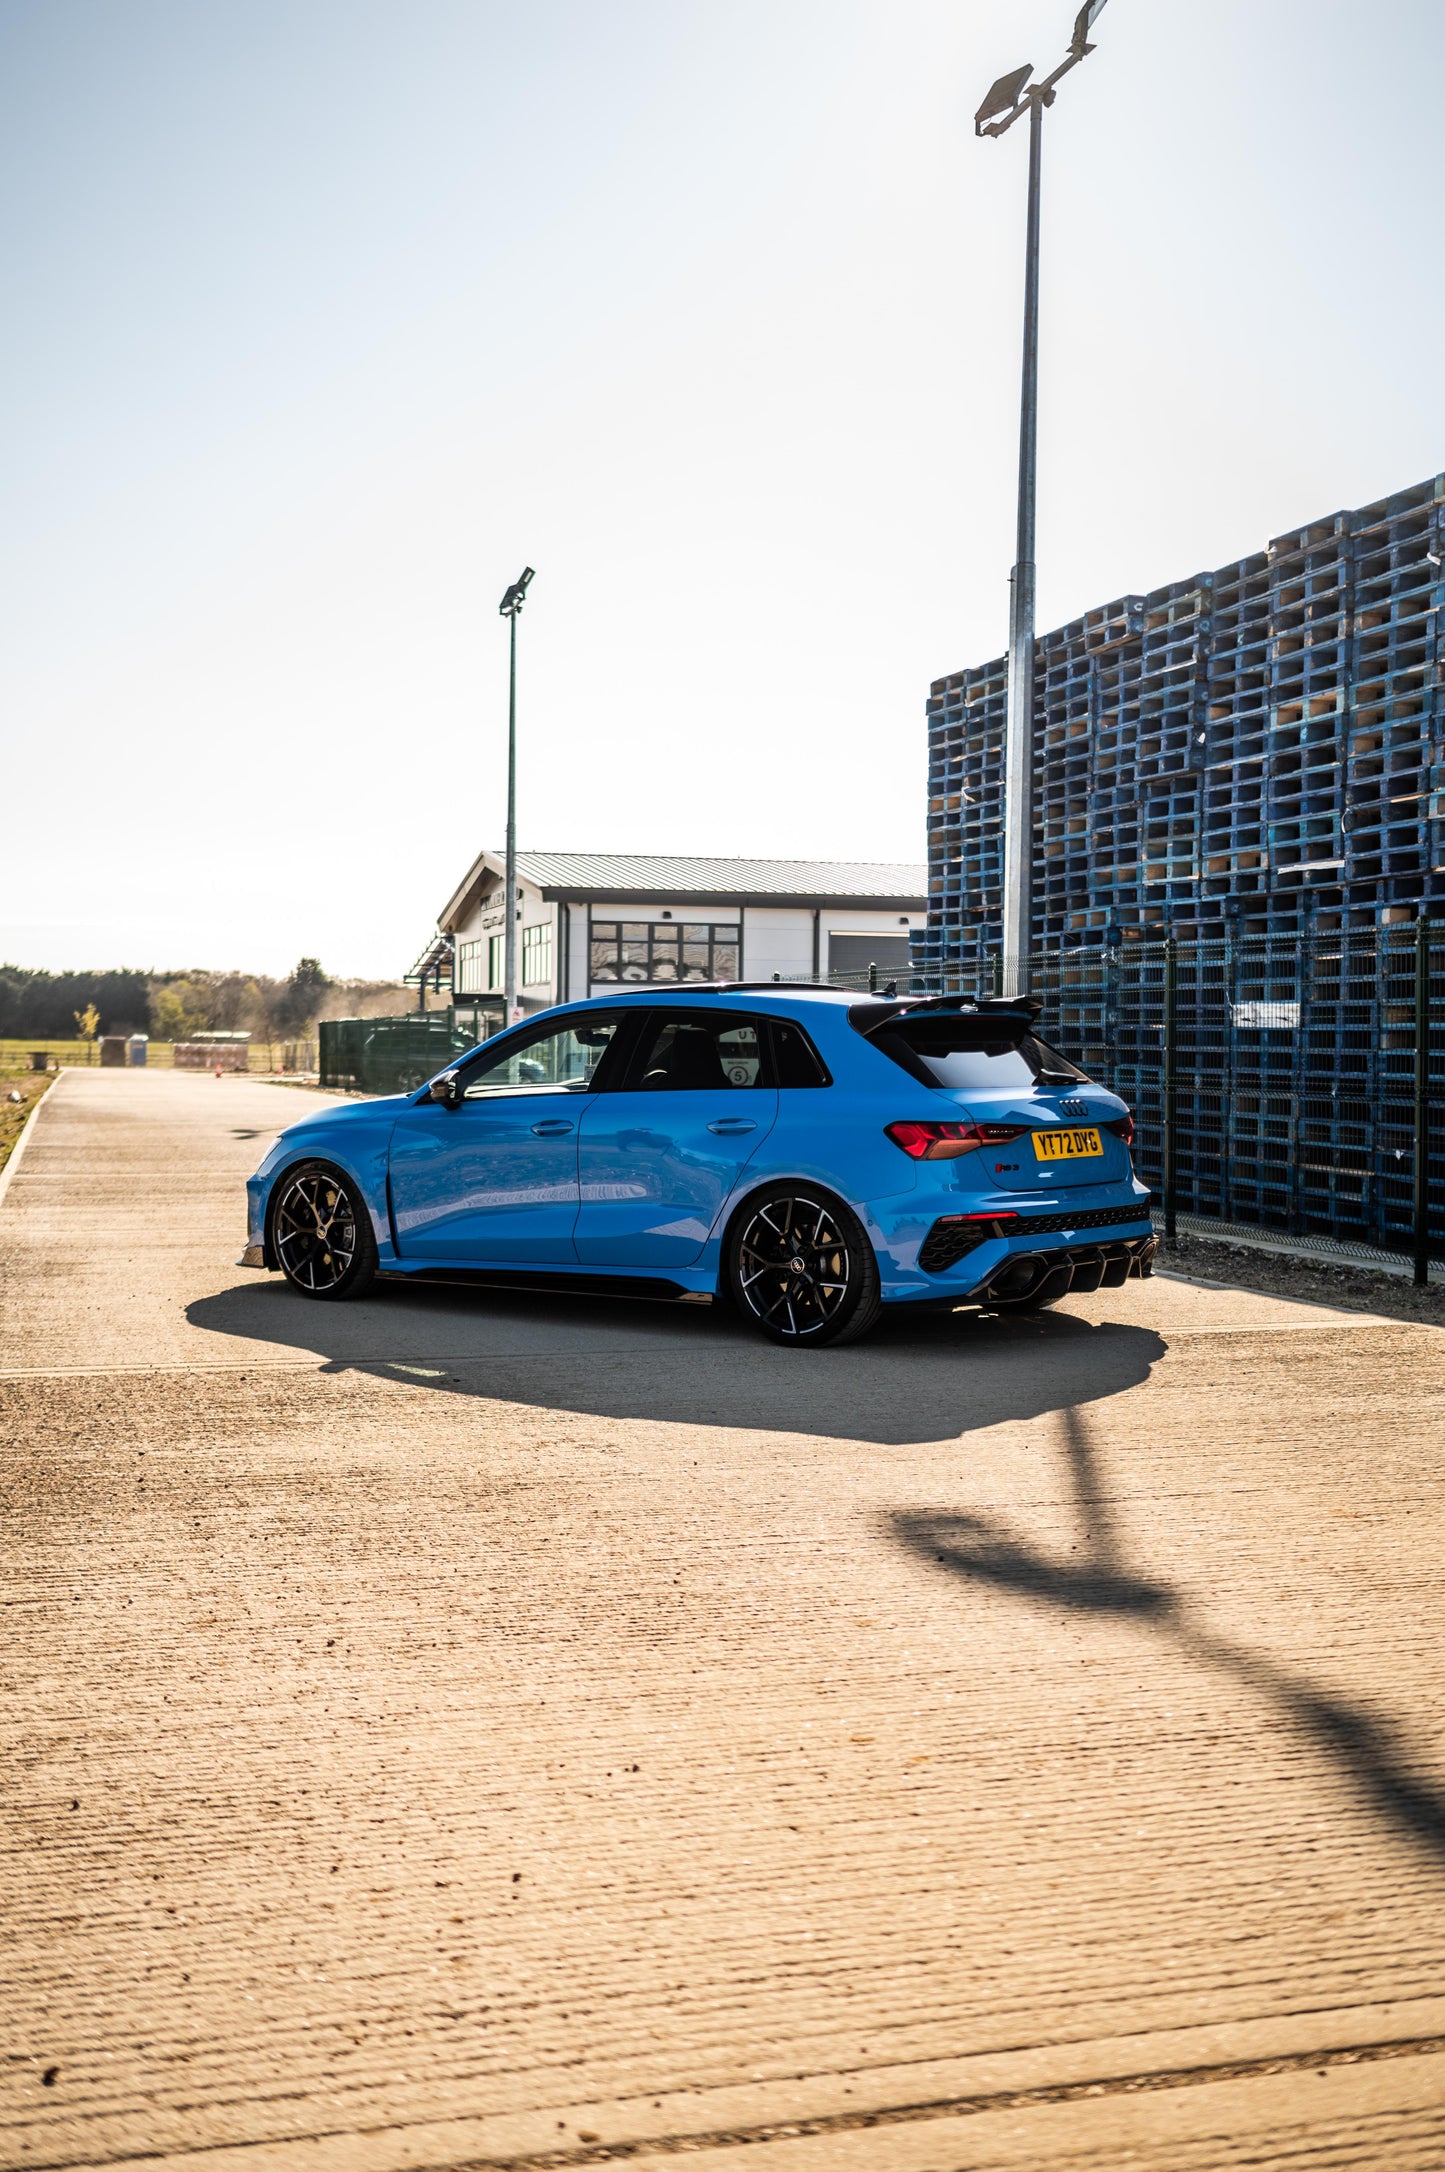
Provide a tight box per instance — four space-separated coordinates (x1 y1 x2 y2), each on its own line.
918 1200 1152 1274
882 1234 1156 1313
868 1182 1155 1304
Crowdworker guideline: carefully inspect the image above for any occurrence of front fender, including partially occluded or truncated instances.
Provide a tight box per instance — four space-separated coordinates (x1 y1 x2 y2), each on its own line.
246 1123 399 1266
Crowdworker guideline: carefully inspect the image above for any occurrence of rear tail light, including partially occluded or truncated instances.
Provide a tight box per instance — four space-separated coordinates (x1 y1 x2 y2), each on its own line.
1106 1114 1135 1147
886 1121 979 1160
885 1120 1030 1161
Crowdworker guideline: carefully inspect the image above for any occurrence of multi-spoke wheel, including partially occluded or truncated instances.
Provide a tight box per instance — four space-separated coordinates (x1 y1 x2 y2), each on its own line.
726 1185 882 1348
270 1161 378 1301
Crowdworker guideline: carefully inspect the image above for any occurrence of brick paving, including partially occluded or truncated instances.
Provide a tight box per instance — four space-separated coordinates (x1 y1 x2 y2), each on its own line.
3 1069 1444 2170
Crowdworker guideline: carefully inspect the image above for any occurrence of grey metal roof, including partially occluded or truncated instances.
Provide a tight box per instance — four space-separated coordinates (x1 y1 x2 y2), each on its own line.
437 849 927 932
514 852 927 899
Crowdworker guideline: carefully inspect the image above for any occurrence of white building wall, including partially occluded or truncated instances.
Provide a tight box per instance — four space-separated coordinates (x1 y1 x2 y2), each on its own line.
564 903 588 1004
586 900 740 922
739 907 814 981
454 878 554 1010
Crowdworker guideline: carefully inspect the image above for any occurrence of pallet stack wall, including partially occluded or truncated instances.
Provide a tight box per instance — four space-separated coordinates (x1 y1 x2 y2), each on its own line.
921 471 1445 1252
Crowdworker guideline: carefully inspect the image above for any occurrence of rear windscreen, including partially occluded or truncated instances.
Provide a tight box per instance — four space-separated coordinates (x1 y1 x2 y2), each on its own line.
871 1023 1089 1091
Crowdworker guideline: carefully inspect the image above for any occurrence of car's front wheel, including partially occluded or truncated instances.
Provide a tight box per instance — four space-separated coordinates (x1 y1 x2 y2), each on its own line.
270 1161 378 1300
725 1185 882 1347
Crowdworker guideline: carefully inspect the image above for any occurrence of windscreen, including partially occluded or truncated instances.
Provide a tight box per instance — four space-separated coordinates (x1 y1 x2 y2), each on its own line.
872 1020 1089 1091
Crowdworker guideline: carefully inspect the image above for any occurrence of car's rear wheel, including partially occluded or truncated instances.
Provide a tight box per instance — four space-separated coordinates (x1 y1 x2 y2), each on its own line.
726 1185 882 1347
270 1161 378 1301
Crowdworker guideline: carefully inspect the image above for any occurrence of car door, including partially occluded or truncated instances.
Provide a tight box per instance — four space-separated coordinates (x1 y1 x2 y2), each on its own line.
387 1013 624 1262
574 1009 778 1266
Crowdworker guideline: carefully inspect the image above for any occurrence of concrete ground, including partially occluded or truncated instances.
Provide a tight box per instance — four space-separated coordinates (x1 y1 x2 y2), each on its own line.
3 1067 1444 2172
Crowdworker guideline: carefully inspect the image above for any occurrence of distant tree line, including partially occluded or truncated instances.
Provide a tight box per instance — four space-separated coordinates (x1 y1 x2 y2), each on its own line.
0 967 152 1038
0 959 411 1041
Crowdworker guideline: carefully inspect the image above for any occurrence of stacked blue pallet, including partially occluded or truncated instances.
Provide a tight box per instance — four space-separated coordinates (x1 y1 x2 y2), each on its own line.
923 471 1445 1251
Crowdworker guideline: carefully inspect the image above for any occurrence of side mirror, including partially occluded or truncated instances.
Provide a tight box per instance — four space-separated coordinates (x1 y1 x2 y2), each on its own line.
428 1069 463 1109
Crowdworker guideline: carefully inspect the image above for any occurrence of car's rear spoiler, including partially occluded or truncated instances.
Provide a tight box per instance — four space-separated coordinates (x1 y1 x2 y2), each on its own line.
848 992 1042 1045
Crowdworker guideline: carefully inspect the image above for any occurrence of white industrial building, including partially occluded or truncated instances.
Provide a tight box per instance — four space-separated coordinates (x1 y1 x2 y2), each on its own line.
411 852 927 1021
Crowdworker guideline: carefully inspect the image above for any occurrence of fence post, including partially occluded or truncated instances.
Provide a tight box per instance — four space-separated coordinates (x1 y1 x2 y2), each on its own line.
1102 930 1121 1099
992 953 1004 998
1415 919 1433 1288
1162 936 1178 1247
868 961 877 994
1289 931 1306 1239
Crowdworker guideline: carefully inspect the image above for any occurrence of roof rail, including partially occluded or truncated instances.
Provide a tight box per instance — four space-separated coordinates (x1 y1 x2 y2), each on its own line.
595 980 852 997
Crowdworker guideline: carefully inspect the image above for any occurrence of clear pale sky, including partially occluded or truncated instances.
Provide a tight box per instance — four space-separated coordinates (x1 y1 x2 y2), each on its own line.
3 0 1442 979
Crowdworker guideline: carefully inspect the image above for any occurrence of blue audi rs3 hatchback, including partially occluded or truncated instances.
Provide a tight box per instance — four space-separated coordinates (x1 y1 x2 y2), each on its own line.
241 987 1156 1345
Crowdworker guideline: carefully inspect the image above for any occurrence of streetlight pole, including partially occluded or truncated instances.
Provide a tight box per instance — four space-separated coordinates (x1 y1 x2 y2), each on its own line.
498 567 535 1025
976 1 1107 994
1003 93 1043 999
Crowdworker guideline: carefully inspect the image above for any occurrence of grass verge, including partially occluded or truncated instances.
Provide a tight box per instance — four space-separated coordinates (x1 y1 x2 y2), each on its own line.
0 1070 55 1178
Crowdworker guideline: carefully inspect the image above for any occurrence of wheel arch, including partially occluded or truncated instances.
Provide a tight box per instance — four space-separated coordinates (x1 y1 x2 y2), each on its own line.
262 1148 386 1271
713 1171 886 1292
717 1174 884 1346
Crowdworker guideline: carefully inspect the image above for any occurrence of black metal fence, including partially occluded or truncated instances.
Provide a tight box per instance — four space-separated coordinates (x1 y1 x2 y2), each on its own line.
318 1014 480 1097
852 922 1443 1275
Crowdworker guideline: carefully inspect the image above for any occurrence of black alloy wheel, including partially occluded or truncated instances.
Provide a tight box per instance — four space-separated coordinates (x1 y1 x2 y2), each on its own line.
271 1161 378 1301
726 1186 882 1348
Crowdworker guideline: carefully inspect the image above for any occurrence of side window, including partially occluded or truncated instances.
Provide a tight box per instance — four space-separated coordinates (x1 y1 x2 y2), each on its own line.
770 1019 831 1088
461 1015 620 1098
632 1012 765 1091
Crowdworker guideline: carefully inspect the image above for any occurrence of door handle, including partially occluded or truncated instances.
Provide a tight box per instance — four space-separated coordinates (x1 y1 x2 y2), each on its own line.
530 1119 575 1137
708 1118 757 1135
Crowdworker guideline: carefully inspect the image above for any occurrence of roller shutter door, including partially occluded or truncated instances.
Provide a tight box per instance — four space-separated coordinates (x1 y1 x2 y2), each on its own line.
827 933 912 978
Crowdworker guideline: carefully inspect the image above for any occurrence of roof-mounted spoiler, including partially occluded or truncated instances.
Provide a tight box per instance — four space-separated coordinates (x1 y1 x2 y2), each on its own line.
848 990 1042 1044
898 992 1042 1021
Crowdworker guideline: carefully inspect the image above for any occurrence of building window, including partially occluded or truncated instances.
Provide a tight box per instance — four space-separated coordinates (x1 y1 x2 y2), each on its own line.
488 933 505 989
589 921 740 985
456 938 483 994
521 923 552 987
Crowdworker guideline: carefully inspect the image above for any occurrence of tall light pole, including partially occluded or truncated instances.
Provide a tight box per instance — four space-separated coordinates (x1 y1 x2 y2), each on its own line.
498 566 535 1025
976 0 1107 993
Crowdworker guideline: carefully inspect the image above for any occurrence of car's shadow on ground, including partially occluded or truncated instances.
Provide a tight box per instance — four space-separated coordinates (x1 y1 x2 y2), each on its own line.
186 1276 1167 1448
892 1409 1445 1863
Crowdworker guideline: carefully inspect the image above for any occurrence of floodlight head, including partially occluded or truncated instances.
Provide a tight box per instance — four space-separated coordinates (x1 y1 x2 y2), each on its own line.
498 566 536 616
1069 0 1109 54
975 62 1033 129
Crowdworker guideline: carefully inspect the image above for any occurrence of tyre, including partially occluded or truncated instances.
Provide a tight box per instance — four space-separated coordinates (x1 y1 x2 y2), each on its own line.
269 1160 379 1301
725 1185 883 1348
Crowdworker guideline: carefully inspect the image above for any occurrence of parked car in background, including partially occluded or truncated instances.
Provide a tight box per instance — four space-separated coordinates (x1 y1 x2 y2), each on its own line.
241 987 1155 1346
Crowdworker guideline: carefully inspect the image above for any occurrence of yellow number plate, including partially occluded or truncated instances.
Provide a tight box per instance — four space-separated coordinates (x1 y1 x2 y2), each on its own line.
1032 1125 1103 1162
